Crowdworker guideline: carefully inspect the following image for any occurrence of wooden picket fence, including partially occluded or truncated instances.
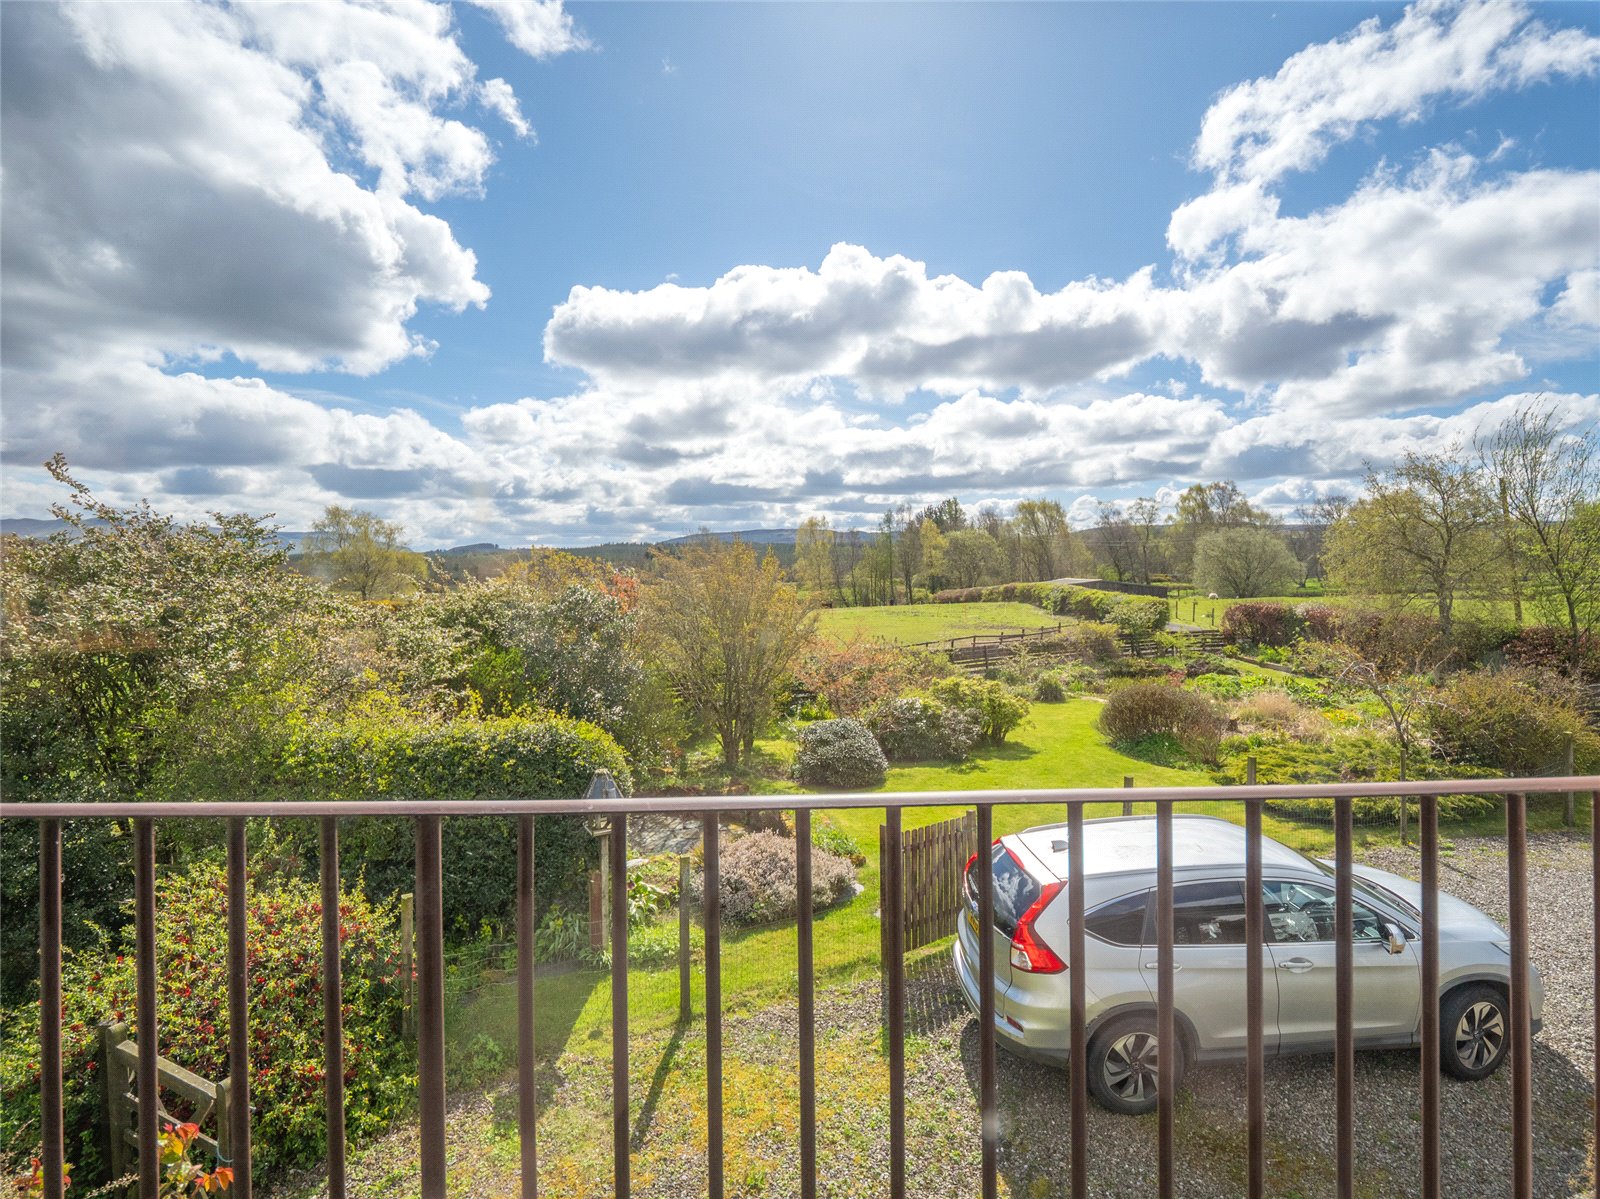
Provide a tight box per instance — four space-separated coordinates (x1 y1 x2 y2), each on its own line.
880 809 980 954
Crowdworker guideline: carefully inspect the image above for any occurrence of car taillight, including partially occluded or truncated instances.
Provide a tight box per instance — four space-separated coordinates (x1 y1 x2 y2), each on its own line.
1008 880 1065 973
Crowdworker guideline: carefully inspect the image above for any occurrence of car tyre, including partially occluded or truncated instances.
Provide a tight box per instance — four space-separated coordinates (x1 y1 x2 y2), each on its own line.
1086 1014 1184 1115
1440 984 1510 1081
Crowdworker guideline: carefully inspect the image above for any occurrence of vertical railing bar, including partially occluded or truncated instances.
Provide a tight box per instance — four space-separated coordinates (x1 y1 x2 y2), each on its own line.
796 810 816 1199
885 806 906 1199
1591 789 1598 1182
227 817 252 1199
1507 793 1532 1199
976 804 997 1199
704 813 724 1199
1244 779 1264 1199
135 816 158 1199
1155 800 1174 1199
320 816 347 1199
517 815 537 1199
1067 801 1088 1199
1335 796 1354 1199
416 815 446 1199
610 813 630 1199
39 819 63 1199
1419 795 1440 1199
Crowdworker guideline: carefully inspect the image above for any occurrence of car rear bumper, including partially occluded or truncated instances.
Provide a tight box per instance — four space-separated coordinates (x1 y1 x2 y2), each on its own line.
952 935 1070 1066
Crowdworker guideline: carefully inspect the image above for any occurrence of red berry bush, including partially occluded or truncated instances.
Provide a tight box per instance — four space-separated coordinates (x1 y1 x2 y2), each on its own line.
1 863 412 1185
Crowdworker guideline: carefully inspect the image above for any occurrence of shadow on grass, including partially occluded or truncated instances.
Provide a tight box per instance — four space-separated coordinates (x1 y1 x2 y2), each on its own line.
631 1021 685 1150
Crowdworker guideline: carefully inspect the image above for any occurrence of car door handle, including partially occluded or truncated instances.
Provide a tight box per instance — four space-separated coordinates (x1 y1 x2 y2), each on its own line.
1277 957 1315 973
1143 962 1182 971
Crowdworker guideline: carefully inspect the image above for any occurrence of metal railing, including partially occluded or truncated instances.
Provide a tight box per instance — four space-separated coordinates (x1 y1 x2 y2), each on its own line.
6 775 1598 1199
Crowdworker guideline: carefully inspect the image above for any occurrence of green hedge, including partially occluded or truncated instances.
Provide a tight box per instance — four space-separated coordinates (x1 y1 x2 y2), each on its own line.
274 707 631 934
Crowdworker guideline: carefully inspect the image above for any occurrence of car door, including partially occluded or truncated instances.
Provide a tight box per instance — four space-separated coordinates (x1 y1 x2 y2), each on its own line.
1263 878 1420 1050
1141 879 1275 1055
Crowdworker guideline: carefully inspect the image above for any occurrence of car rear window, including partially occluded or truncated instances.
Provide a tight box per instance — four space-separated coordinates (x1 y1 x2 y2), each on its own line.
1085 890 1150 946
967 843 1042 938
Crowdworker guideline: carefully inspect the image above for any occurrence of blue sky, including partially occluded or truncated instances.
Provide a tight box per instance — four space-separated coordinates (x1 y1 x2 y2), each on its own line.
2 1 1597 545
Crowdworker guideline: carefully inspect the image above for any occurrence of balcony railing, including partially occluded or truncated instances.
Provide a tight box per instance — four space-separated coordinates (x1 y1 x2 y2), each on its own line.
5 775 1597 1199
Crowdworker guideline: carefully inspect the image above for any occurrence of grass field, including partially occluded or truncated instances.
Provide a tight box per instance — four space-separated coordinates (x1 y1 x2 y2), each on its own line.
815 601 1064 644
1170 592 1525 630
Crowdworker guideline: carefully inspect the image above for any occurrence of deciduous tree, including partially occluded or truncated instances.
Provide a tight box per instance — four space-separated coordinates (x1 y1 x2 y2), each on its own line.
301 505 427 599
1478 404 1600 676
1192 527 1303 597
646 539 816 769
1324 451 1495 638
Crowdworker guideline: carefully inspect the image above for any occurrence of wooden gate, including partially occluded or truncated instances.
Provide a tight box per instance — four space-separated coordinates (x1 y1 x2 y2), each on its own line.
880 809 980 953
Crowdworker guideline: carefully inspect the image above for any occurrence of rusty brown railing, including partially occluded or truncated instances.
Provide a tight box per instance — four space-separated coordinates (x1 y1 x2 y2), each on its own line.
7 775 1598 1199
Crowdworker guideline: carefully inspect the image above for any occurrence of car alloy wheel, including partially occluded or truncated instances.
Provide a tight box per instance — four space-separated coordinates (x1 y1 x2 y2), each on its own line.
1102 1030 1160 1104
1453 1000 1505 1072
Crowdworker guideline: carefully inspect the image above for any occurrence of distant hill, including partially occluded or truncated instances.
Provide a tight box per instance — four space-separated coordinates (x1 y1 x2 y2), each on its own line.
657 528 800 546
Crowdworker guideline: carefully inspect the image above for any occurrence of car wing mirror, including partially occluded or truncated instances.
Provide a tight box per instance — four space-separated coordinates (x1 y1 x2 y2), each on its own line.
1382 922 1407 955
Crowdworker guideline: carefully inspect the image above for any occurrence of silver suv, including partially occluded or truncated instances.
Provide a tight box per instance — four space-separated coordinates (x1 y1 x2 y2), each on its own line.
953 815 1544 1114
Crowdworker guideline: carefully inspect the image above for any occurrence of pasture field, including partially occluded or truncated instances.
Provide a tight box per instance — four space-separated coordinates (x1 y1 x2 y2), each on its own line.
1170 592 1524 630
815 601 1066 645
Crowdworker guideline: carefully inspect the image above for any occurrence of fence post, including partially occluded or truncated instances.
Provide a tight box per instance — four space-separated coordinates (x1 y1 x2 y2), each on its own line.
1399 791 1408 846
215 1076 231 1168
1122 776 1133 817
678 854 692 1024
99 1021 128 1180
1565 733 1576 827
400 894 414 1040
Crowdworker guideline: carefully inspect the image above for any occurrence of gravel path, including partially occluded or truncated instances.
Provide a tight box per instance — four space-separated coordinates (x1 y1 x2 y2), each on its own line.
273 831 1595 1199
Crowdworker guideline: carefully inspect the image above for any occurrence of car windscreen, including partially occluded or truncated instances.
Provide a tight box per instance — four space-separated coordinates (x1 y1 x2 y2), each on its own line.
1304 855 1421 921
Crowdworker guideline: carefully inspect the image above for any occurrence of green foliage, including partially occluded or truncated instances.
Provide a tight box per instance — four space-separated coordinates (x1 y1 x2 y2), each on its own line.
1181 653 1237 678
648 540 816 769
1107 597 1170 638
0 821 128 1006
864 695 982 761
274 702 630 932
1098 683 1226 763
1033 674 1068 702
810 816 865 866
0 865 410 1184
1423 669 1600 776
793 718 888 789
1192 528 1303 598
927 677 1031 745
298 504 427 600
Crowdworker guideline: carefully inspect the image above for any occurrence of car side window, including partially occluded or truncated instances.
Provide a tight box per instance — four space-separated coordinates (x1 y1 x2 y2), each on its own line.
1169 881 1248 946
1263 880 1385 943
1085 889 1149 946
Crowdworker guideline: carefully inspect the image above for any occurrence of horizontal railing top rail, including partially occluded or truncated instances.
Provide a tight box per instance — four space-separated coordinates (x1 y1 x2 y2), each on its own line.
4 775 1597 820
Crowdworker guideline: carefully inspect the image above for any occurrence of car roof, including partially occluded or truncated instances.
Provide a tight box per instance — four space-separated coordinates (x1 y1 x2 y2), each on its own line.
1009 815 1309 881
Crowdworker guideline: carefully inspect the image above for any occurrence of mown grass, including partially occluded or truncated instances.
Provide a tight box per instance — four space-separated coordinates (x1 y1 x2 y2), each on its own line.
1170 592 1524 630
814 601 1066 645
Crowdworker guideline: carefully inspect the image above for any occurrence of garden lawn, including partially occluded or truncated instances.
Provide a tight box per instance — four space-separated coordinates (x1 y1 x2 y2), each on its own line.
815 601 1065 645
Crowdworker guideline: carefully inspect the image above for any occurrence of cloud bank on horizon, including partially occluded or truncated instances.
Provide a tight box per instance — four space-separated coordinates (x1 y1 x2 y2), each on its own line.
1 0 1596 545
